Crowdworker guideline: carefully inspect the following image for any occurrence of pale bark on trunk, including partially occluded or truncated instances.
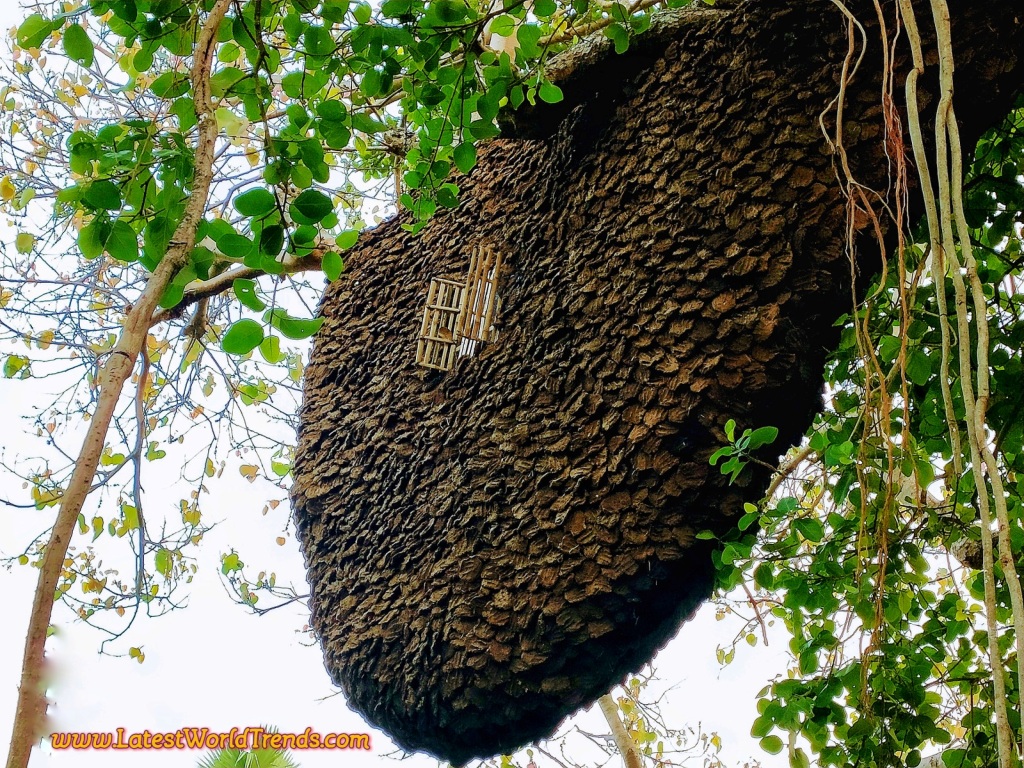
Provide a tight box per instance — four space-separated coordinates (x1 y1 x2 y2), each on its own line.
4 3 232 767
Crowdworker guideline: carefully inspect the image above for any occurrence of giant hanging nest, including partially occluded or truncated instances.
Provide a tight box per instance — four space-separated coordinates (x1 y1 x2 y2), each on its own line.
291 0 1023 763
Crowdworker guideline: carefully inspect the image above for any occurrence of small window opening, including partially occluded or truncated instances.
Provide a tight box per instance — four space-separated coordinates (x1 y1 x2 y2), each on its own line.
416 243 502 371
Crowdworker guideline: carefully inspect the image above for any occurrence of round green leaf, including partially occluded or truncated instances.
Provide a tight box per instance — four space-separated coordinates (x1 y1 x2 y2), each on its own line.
292 225 318 245
489 14 516 36
336 229 359 249
538 80 563 104
759 736 784 755
83 180 121 211
105 220 139 262
234 188 276 217
221 319 264 355
290 189 333 225
62 24 95 67
218 232 255 258
453 142 477 174
291 163 314 189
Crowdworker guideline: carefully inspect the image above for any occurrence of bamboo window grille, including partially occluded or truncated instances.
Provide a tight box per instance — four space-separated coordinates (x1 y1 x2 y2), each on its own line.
416 243 503 371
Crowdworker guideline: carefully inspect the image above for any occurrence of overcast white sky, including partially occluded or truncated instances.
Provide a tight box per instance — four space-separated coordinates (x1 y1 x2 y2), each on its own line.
0 3 791 767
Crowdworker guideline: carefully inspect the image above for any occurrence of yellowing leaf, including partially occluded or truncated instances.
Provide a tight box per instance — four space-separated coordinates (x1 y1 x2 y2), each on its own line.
37 330 54 350
180 500 201 527
32 485 62 508
0 176 15 201
15 232 34 254
276 536 286 546
239 464 258 482
82 577 107 594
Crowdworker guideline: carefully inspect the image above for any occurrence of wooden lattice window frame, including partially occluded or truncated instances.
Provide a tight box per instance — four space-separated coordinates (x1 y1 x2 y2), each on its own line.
416 243 503 371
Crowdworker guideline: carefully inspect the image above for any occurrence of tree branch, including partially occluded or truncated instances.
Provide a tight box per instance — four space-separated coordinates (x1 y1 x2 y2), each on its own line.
4 3 232 767
148 251 326 329
598 694 642 768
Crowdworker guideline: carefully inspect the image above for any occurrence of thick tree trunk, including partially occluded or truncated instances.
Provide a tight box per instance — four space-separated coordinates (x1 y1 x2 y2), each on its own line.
291 0 1023 763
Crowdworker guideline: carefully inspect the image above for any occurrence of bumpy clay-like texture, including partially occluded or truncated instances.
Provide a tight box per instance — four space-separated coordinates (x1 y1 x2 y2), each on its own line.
292 0 1022 762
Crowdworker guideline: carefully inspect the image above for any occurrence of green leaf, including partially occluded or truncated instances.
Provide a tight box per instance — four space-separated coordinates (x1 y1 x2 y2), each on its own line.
105 220 139 262
538 81 564 104
170 97 197 131
453 142 477 174
793 518 824 543
265 308 324 340
83 180 121 211
3 355 29 378
907 348 932 386
354 3 372 24
759 736 784 755
259 224 285 257
942 749 967 767
17 14 54 49
323 251 345 281
149 72 190 99
515 24 542 58
381 0 412 16
78 220 106 259
323 0 351 21
605 21 629 54
62 23 95 67
259 335 285 364
489 14 516 36
709 446 732 466
221 319 264 355
336 229 359 249
221 552 243 574
218 232 255 258
235 188 276 217
750 715 773 739
290 189 333 225
134 47 154 71
753 562 774 589
304 25 336 57
233 279 266 311
155 548 172 578
361 69 383 99
746 426 778 450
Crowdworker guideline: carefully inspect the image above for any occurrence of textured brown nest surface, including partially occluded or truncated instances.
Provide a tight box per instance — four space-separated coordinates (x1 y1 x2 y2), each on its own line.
291 0 1023 762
